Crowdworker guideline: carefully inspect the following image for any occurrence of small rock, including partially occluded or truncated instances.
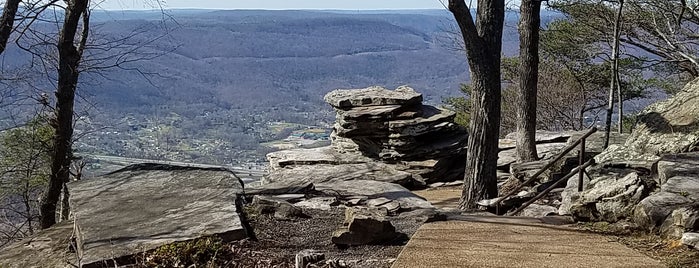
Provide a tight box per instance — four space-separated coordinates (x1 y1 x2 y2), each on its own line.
251 195 307 220
444 180 463 186
429 182 446 188
274 202 307 221
332 207 400 246
295 249 325 268
379 201 401 215
516 204 558 218
295 197 339 211
682 232 699 249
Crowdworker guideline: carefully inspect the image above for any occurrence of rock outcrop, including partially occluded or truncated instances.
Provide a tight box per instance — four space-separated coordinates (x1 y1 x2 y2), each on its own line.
560 79 699 237
71 164 249 266
596 78 699 165
265 86 467 187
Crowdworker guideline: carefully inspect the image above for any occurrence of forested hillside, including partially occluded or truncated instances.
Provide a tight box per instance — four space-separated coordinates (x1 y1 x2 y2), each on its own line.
1 9 542 166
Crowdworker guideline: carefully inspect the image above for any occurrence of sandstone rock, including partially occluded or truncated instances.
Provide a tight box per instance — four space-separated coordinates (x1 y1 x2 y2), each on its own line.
294 197 339 211
660 207 699 238
315 179 433 211
596 78 699 164
558 172 591 216
0 222 77 268
68 164 248 266
516 204 558 218
250 195 307 220
332 207 400 246
682 232 699 249
267 86 470 187
634 192 693 230
264 162 416 187
657 152 699 185
274 203 307 221
324 86 422 109
569 173 645 222
296 249 325 268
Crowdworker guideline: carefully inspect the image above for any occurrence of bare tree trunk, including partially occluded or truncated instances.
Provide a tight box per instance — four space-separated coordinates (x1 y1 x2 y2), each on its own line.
40 0 90 229
449 0 504 209
516 0 541 162
0 0 21 55
604 0 624 149
59 183 70 221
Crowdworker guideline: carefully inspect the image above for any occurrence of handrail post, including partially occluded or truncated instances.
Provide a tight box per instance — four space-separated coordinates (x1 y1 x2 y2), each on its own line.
492 127 598 210
578 137 586 192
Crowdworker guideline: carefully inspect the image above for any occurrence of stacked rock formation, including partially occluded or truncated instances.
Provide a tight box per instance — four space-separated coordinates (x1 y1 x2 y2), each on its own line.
326 86 467 161
263 86 467 187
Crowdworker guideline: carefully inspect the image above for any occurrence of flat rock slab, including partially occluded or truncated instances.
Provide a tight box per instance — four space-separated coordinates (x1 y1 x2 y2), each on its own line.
69 164 247 266
0 222 76 268
392 218 664 268
324 86 422 109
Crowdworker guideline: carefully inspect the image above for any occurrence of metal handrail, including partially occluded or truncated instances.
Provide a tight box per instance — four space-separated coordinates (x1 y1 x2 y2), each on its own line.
494 127 598 213
508 159 595 216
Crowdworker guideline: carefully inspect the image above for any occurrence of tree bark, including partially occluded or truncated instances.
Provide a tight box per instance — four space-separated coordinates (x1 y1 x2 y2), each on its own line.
40 0 90 229
0 0 21 55
516 0 541 162
603 0 624 149
449 0 504 209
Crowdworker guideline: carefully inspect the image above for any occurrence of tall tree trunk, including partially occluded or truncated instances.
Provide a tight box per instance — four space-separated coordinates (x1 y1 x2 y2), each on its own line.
40 0 89 229
515 0 541 162
0 0 21 55
449 0 505 209
603 0 624 149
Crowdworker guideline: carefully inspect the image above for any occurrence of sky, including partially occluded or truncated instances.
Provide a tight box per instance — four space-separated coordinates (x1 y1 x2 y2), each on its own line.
100 0 449 10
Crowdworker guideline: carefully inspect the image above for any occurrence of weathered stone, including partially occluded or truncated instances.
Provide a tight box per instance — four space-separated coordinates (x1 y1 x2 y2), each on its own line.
295 197 339 211
325 86 422 109
68 164 248 266
315 180 433 211
660 207 699 238
634 192 694 230
558 172 591 216
332 207 400 246
264 162 416 187
516 204 558 218
596 78 699 165
274 202 307 220
250 195 307 220
0 222 76 268
267 146 369 170
569 173 645 222
366 197 392 207
662 176 699 196
657 152 699 185
296 249 325 268
682 232 699 249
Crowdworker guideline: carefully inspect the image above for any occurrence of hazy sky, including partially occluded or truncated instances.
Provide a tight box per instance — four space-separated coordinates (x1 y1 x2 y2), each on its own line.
101 0 448 10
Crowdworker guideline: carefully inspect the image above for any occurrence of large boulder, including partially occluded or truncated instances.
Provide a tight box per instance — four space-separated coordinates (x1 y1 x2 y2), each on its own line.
596 78 699 164
569 173 646 222
68 164 249 266
633 152 699 232
633 192 694 230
